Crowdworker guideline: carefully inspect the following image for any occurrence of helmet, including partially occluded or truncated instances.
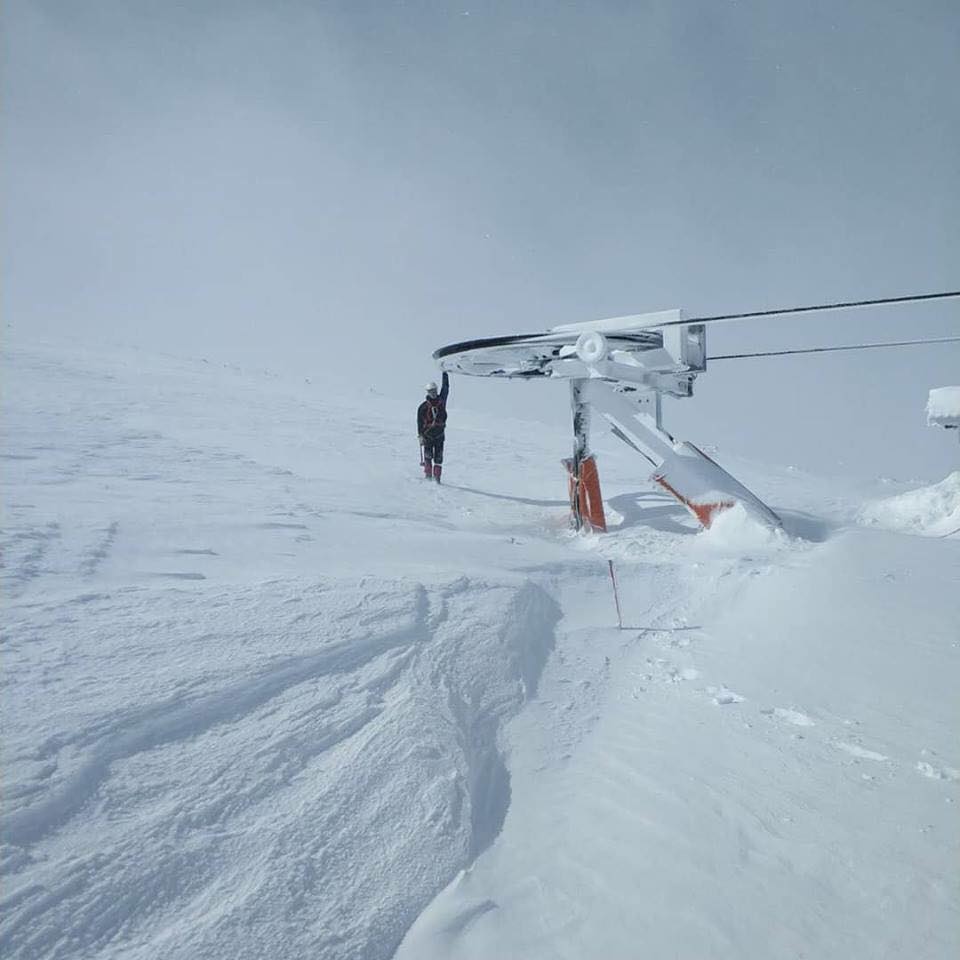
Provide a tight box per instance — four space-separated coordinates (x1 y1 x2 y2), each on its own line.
425 381 438 396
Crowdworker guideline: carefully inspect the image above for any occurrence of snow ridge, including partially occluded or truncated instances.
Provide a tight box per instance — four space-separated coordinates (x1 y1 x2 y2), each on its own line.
3 586 432 849
2 577 560 959
859 471 960 537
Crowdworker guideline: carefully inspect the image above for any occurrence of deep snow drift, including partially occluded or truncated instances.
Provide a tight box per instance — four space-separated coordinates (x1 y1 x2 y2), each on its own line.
2 337 958 960
860 471 960 538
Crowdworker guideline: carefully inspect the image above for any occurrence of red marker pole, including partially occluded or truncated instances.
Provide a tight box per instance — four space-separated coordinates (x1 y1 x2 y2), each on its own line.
608 560 623 630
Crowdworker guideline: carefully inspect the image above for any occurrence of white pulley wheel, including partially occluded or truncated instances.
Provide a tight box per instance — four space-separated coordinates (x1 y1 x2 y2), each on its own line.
575 331 607 364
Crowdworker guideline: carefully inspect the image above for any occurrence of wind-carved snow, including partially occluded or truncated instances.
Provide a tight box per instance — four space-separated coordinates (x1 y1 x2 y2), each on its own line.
3 337 959 960
859 471 960 537
398 484 960 960
2 575 559 959
0 341 564 960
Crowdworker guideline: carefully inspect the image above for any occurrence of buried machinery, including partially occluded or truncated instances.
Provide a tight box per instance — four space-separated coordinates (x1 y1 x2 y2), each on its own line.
433 292 960 532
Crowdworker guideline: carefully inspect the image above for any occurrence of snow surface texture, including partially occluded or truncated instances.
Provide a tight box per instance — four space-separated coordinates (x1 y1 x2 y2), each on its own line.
3 337 959 960
927 386 960 427
859 471 960 538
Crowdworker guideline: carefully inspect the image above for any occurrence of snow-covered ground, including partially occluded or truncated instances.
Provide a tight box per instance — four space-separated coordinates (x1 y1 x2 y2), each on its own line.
2 336 958 959
860 471 960 538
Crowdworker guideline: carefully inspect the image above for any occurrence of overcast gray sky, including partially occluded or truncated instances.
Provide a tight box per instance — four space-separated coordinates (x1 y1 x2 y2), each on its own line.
2 0 958 478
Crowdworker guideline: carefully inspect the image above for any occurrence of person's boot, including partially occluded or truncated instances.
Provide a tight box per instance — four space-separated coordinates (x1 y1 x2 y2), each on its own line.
433 463 442 484
423 458 432 479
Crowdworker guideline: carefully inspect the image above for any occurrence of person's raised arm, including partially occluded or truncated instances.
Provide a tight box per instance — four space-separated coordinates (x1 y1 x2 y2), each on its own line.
440 371 450 402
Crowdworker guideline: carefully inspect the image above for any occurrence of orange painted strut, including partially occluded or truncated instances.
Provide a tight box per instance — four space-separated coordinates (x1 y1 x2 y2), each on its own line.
652 474 732 529
563 455 607 532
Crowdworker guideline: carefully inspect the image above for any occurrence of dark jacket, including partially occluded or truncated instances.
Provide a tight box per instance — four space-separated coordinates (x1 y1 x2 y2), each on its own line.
418 372 449 439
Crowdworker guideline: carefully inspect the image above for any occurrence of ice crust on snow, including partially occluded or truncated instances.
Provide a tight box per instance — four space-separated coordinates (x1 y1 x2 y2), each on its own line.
859 471 960 537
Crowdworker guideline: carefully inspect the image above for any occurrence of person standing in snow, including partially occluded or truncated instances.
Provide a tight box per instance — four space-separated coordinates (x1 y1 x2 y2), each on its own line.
418 371 449 483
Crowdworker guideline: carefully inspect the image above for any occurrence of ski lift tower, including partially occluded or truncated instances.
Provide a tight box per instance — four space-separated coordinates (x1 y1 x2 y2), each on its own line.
434 290 959 533
434 310 781 532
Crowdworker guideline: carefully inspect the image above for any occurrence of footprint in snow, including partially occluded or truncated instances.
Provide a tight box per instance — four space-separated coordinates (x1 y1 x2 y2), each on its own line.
640 659 699 684
707 685 744 706
835 741 889 762
761 707 816 727
916 761 960 782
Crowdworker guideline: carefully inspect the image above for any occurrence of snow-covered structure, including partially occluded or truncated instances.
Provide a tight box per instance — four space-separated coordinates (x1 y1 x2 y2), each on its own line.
435 311 781 532
927 386 960 431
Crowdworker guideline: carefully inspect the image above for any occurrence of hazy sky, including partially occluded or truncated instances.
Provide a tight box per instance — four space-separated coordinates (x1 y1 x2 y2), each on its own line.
3 0 958 478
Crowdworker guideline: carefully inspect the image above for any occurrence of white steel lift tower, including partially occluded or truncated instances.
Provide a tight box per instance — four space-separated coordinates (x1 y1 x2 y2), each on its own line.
434 310 781 531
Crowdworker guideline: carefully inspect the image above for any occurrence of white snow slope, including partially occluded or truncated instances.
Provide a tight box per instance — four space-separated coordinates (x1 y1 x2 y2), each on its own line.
2 337 958 960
